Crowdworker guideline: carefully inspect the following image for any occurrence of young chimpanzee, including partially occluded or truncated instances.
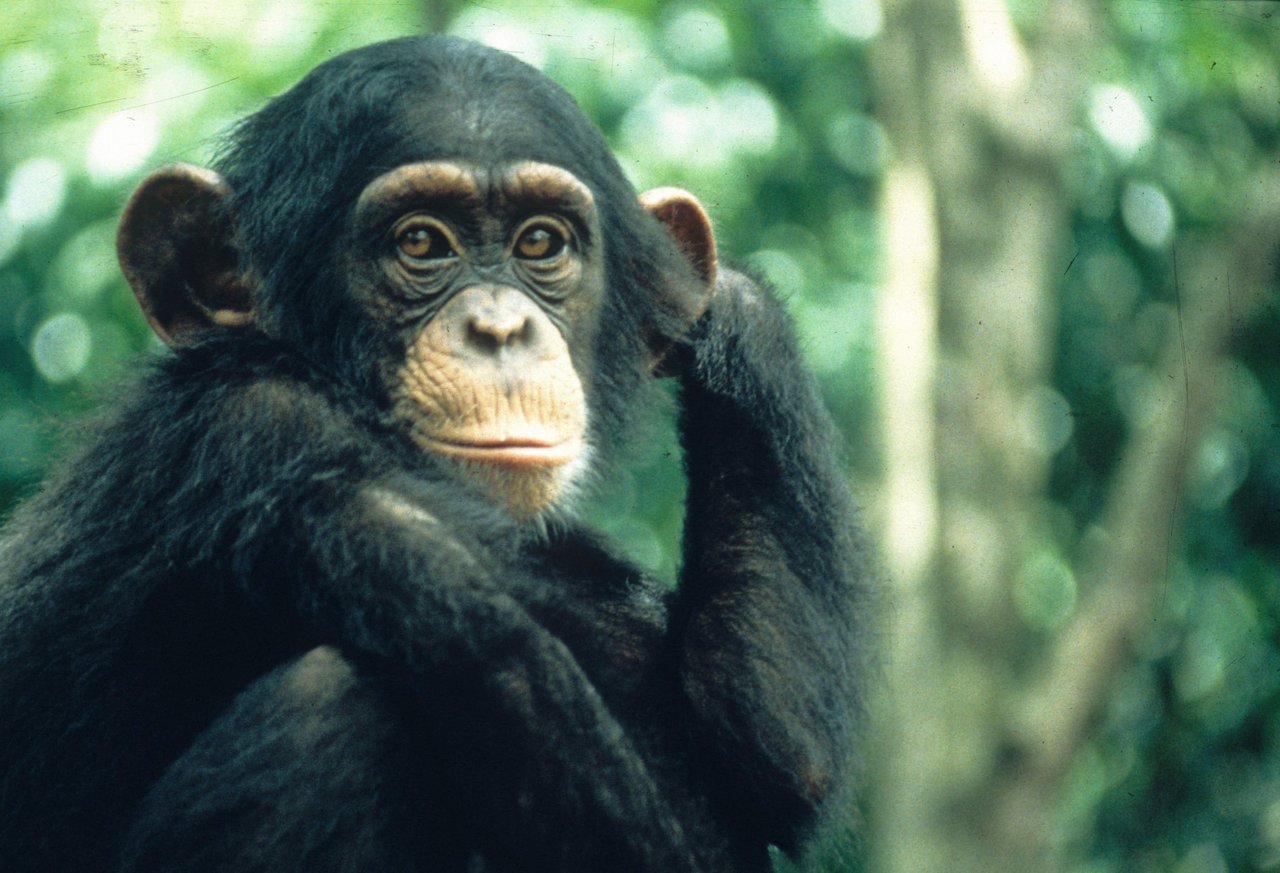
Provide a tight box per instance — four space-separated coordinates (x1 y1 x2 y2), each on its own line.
0 36 872 873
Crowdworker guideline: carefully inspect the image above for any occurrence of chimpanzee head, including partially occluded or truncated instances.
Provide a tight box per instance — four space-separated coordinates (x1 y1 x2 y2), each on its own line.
116 36 717 519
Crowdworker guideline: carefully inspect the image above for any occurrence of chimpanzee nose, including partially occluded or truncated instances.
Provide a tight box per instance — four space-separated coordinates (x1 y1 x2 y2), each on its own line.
447 285 545 360
469 304 529 348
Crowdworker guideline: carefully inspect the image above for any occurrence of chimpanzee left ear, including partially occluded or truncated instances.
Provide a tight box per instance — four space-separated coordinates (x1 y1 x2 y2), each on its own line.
640 187 718 322
117 163 256 346
639 188 718 377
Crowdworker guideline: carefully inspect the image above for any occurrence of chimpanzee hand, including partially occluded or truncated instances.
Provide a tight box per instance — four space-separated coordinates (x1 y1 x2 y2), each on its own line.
669 267 871 850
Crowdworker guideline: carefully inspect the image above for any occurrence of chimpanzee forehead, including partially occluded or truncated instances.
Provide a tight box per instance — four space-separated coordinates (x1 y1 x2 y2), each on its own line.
218 37 637 264
310 37 616 191
385 83 605 184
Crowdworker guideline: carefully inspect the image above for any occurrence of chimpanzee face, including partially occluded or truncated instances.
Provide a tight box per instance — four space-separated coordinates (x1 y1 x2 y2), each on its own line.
345 160 608 517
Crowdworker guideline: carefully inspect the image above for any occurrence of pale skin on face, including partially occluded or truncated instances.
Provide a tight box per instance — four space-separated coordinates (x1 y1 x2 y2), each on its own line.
393 298 588 463
392 300 590 519
360 161 597 519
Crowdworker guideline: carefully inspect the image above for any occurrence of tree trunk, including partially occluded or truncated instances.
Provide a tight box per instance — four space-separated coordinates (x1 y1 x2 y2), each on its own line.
869 2 1086 871
869 1 1280 870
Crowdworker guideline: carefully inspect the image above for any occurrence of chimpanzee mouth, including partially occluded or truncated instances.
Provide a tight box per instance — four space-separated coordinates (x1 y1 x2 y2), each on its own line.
423 435 582 468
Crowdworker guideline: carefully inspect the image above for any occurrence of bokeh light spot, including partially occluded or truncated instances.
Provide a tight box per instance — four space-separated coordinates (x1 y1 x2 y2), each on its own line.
819 0 883 41
87 112 160 183
1089 85 1152 159
662 7 730 73
5 158 68 228
1120 182 1175 249
1015 550 1078 630
31 313 93 383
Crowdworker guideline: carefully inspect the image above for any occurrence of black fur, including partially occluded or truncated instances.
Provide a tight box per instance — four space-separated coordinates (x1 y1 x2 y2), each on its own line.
0 36 872 873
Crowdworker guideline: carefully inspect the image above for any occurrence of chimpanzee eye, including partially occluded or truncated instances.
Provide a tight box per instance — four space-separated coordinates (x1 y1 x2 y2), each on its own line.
514 222 568 261
394 218 457 263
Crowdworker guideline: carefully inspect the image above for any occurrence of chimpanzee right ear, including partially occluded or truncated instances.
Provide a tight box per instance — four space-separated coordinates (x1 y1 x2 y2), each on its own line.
117 164 255 346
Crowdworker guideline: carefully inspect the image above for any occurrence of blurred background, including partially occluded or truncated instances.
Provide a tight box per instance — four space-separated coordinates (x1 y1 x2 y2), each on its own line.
1 1 1278 871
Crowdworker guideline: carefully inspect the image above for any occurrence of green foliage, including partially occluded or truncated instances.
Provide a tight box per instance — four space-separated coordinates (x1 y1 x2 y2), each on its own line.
1047 8 1280 872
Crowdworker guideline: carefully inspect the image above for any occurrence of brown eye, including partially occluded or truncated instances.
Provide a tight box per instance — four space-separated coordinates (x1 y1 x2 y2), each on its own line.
515 223 567 261
395 220 456 262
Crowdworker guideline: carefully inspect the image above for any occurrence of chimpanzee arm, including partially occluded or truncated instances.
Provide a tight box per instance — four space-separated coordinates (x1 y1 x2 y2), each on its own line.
671 269 873 847
291 474 703 871
17 350 711 870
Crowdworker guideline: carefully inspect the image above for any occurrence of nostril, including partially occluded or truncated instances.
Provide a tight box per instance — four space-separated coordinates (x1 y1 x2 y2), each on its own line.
465 317 499 354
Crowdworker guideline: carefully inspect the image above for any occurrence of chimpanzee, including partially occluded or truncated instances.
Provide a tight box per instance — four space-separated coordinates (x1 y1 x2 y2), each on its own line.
0 35 872 873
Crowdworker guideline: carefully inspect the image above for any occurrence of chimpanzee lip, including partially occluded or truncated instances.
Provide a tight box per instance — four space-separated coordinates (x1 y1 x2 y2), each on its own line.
424 434 580 468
